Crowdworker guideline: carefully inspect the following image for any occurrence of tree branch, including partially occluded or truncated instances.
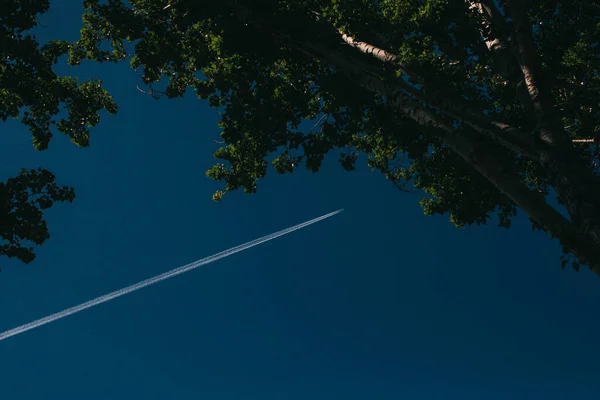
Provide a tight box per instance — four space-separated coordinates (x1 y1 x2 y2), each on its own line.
327 18 539 160
175 0 600 271
337 30 423 83
502 1 568 147
466 1 532 113
353 68 600 272
294 37 600 271
573 139 595 143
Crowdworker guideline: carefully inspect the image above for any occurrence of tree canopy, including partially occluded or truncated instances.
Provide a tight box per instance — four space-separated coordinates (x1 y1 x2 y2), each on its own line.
2 0 600 274
0 0 116 265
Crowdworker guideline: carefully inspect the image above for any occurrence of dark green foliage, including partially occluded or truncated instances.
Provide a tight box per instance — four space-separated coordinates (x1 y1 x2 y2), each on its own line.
6 0 600 271
70 0 529 228
65 0 600 271
1 0 117 150
0 0 116 267
0 168 75 265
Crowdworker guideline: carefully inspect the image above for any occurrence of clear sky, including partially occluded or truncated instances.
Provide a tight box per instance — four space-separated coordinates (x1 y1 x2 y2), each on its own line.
2 2 600 399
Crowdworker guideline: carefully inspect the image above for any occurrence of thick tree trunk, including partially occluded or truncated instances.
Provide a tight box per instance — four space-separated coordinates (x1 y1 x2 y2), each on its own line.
500 1 600 254
331 5 600 267
217 0 600 271
297 38 600 270
338 27 539 160
538 149 600 244
345 67 600 273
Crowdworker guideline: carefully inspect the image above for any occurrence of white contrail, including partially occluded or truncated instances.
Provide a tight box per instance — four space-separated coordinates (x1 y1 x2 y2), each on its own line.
0 209 343 342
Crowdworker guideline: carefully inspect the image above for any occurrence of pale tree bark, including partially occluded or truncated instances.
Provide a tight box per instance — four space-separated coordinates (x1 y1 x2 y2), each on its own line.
337 30 422 83
327 0 600 267
314 45 600 271
466 0 532 113
212 0 600 270
468 1 599 147
498 1 600 250
502 1 567 146
329 19 539 160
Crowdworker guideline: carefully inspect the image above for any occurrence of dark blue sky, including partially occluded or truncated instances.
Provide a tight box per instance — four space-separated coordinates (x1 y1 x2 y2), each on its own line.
2 2 600 399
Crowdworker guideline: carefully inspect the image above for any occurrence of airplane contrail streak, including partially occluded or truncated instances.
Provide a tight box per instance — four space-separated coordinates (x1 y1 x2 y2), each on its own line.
0 209 343 342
